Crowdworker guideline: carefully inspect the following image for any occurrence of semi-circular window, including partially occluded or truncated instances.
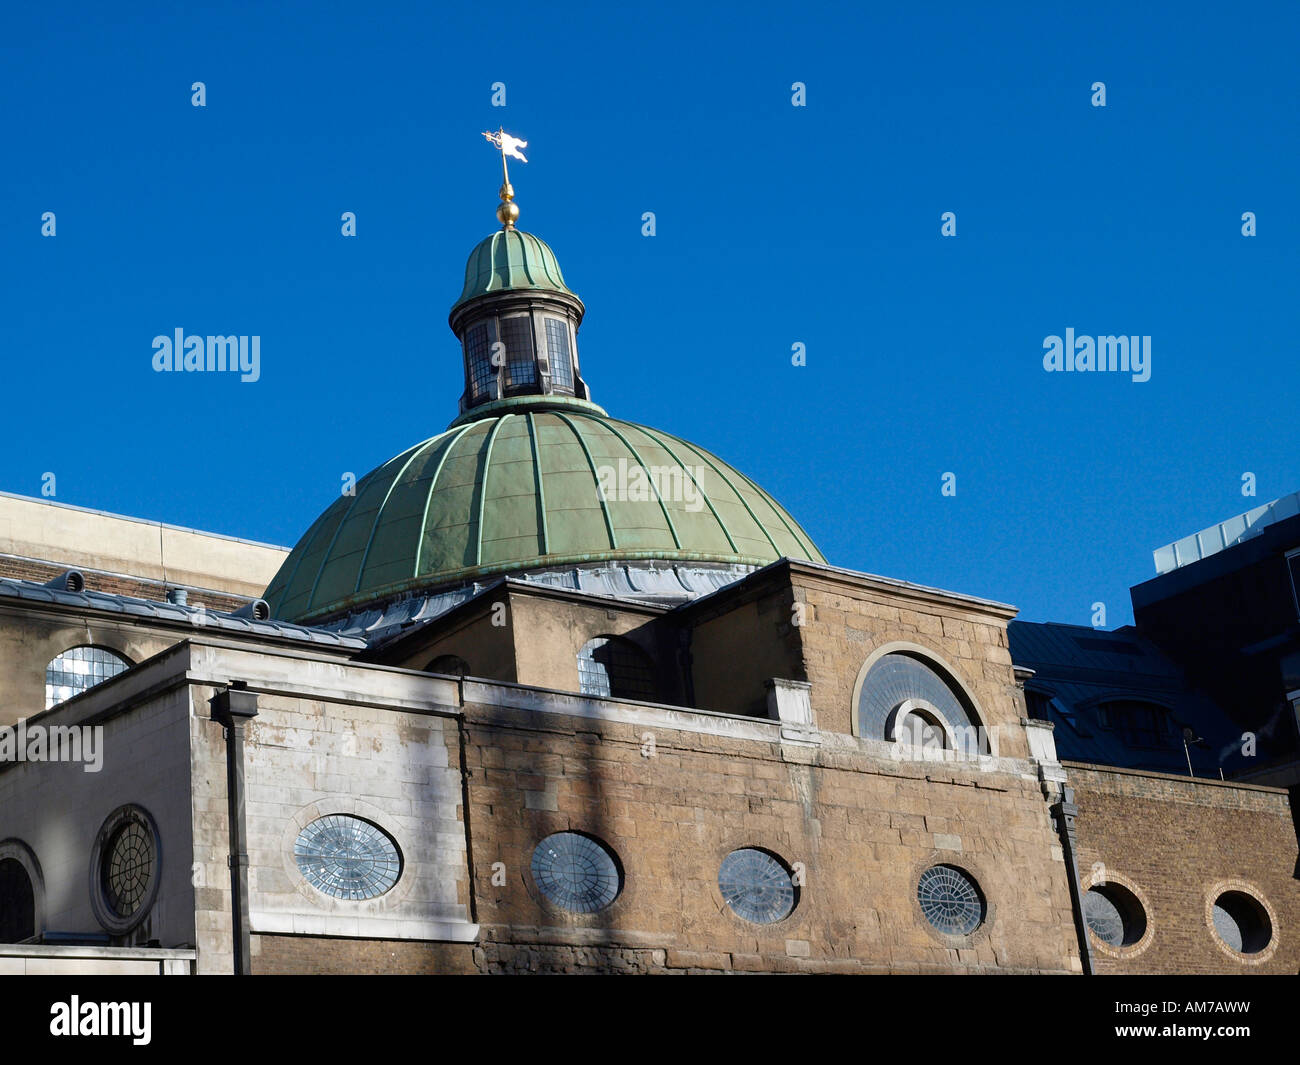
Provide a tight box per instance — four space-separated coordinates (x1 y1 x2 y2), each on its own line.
1084 883 1147 948
893 701 953 752
45 646 131 709
1212 891 1272 955
577 636 656 701
294 815 402 901
859 652 978 749
426 654 469 676
918 864 985 937
90 805 161 934
718 848 797 924
530 832 621 913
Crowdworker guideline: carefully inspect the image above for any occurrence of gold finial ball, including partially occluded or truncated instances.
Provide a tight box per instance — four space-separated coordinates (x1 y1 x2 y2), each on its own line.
497 200 520 227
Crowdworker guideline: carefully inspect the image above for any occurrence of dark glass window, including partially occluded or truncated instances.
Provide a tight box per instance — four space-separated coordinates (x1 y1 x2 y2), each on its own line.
499 317 536 389
1099 700 1171 748
1212 891 1272 955
577 636 657 701
545 318 574 391
426 654 469 676
466 323 494 399
0 859 35 943
1025 689 1052 720
1084 884 1147 947
1073 636 1145 656
1287 552 1300 619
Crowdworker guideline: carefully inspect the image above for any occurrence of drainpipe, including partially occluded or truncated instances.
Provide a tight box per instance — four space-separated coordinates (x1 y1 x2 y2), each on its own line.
1051 785 1094 975
209 683 259 975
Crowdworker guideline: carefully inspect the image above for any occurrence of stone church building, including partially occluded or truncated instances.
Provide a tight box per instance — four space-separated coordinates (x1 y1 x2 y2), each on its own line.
1 185 1297 975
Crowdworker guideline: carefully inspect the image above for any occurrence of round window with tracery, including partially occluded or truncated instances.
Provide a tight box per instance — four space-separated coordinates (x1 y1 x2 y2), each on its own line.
718 848 797 924
103 821 153 919
294 815 402 901
918 863 985 937
90 805 162 934
530 832 621 913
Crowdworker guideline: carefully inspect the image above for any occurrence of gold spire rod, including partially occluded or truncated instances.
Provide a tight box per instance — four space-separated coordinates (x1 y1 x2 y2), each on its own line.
481 127 528 229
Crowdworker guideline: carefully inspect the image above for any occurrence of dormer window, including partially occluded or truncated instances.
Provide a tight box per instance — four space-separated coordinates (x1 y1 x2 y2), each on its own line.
1097 699 1173 748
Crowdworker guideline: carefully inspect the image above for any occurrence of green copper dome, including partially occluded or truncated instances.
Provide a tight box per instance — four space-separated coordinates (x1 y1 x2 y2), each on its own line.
266 408 824 623
453 229 578 310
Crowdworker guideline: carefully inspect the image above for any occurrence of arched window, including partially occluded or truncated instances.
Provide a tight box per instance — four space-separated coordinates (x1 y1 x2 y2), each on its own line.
0 841 43 944
45 646 132 709
893 701 953 752
858 651 980 754
577 636 656 701
426 654 469 677
0 859 35 943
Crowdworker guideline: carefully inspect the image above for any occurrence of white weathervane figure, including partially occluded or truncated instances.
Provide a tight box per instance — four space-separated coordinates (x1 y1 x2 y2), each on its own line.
483 127 528 163
482 128 528 228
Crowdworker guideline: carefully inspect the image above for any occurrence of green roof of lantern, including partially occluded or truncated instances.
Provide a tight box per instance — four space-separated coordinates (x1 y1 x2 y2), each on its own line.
453 228 578 311
265 409 825 623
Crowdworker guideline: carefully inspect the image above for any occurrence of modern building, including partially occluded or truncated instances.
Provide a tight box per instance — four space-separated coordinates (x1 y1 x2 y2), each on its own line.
1 174 1295 975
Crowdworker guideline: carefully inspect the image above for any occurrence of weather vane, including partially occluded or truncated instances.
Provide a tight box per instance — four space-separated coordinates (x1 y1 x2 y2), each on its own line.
482 127 528 229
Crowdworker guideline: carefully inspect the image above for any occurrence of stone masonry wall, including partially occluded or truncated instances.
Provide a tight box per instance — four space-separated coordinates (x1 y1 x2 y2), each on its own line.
252 934 477 974
459 693 1079 974
791 572 1025 755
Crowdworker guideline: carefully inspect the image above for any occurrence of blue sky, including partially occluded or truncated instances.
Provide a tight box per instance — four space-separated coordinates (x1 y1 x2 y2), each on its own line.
1 1 1296 625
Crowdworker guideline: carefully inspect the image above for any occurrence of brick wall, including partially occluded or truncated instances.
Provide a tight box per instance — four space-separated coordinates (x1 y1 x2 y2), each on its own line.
0 554 250 613
1068 762 1300 974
